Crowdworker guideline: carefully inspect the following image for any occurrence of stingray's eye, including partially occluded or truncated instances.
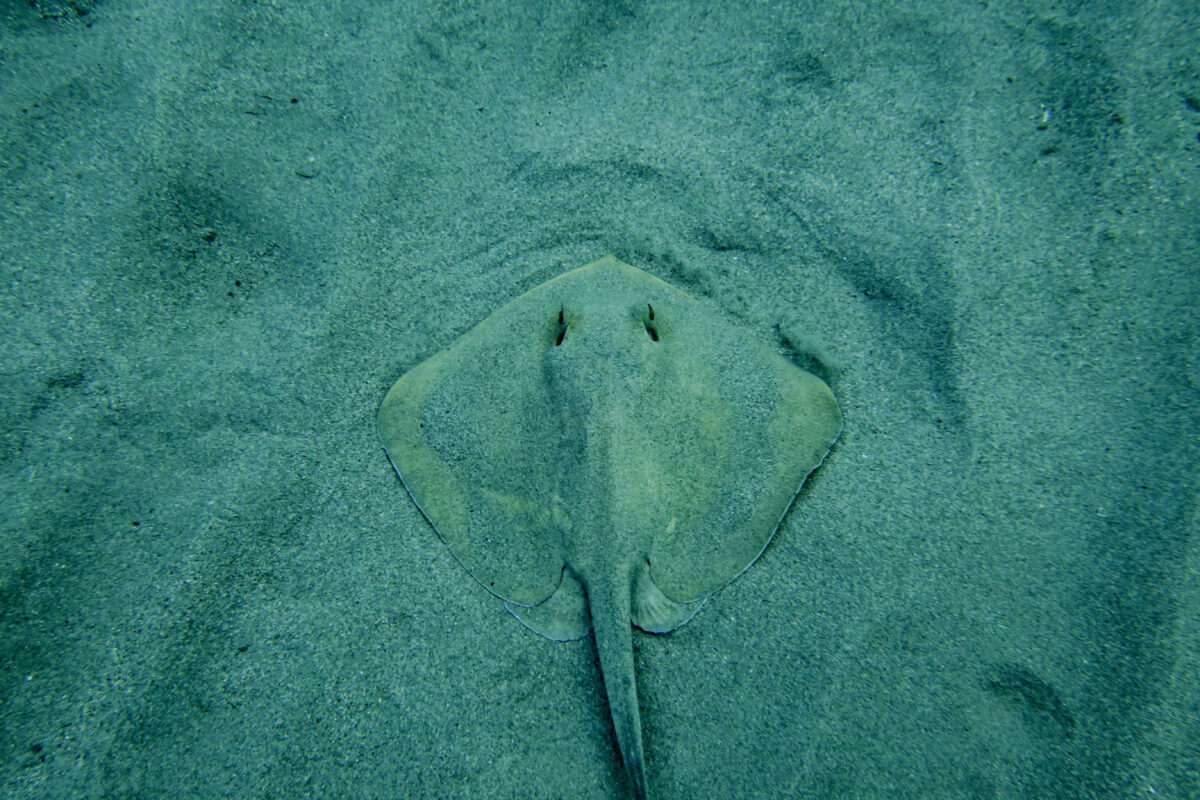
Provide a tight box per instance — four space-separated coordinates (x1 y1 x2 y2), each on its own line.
644 304 659 342
555 308 567 346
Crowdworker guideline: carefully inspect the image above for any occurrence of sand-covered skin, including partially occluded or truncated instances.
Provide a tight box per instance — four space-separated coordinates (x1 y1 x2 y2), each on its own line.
1 2 1197 798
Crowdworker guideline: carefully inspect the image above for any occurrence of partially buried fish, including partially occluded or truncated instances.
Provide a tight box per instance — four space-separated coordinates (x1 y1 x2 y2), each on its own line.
378 255 841 799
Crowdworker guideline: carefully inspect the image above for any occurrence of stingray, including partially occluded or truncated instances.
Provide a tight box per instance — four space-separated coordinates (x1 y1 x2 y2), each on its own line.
377 256 841 799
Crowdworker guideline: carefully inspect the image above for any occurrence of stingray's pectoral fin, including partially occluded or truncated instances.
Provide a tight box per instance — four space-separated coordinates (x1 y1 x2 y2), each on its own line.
632 560 706 633
505 569 591 641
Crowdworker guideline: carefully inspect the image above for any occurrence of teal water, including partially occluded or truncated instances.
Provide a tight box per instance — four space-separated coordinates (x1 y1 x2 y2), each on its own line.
1 1 1197 798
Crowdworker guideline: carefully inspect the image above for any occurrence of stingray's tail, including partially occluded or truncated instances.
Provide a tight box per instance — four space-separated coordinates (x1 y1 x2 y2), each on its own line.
589 570 650 800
